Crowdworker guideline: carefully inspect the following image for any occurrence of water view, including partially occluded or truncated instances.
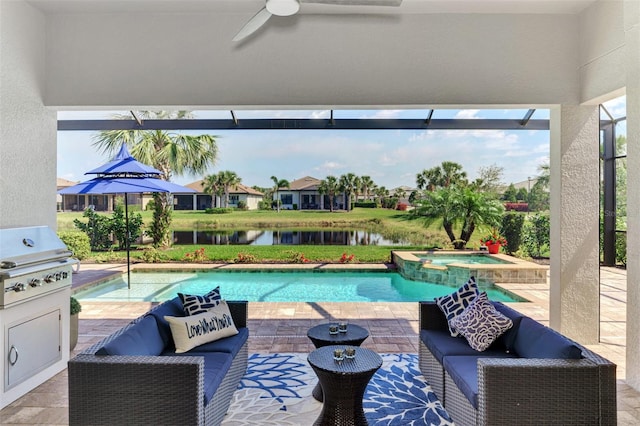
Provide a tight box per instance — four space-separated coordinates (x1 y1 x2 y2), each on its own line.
172 229 409 246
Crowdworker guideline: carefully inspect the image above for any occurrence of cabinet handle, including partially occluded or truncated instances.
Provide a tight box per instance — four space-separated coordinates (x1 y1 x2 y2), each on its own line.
8 345 18 366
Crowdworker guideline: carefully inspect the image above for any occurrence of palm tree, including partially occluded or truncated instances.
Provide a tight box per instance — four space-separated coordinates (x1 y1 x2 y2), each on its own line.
270 176 290 212
339 173 358 211
93 111 218 247
218 170 241 208
359 176 374 201
415 185 503 249
202 173 225 207
318 176 339 212
353 175 362 204
417 162 467 191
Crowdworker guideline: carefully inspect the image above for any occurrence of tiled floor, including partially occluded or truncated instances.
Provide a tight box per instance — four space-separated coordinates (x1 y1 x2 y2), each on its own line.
0 263 637 425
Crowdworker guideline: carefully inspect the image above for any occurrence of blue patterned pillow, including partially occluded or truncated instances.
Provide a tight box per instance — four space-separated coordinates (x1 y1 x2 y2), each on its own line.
434 276 479 336
449 292 513 352
178 286 222 316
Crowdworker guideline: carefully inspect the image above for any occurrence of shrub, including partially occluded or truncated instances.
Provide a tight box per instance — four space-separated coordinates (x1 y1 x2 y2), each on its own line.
339 253 355 263
111 203 143 250
235 252 257 263
521 213 550 258
354 202 377 208
286 250 309 263
70 296 82 315
58 231 91 260
205 207 234 214
396 203 408 211
184 247 207 262
236 201 248 211
293 204 298 210
500 212 525 254
139 247 165 263
73 208 113 251
616 232 627 266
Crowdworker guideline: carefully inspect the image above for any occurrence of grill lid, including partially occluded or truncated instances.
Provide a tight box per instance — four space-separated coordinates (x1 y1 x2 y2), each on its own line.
0 226 73 269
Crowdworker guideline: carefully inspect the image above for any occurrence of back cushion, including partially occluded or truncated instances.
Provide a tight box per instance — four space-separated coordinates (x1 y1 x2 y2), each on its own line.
513 317 582 359
96 315 165 356
493 302 525 353
148 297 185 347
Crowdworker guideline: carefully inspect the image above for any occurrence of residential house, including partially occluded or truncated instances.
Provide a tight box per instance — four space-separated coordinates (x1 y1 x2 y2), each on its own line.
176 180 264 210
275 176 346 210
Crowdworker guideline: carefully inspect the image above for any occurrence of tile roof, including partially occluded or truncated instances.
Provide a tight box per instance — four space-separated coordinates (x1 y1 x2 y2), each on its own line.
185 180 263 196
288 176 321 191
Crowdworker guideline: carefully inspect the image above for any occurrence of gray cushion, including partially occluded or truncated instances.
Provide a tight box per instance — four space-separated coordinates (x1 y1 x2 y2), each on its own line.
513 317 582 359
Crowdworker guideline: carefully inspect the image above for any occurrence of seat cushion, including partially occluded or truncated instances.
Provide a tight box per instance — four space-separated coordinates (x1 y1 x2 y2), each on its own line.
443 354 517 409
513 317 582 359
96 315 165 356
167 351 233 405
185 327 249 357
420 329 510 364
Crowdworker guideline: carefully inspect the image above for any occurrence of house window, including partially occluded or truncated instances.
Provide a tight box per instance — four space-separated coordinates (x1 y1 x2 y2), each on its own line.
229 195 239 205
281 194 293 205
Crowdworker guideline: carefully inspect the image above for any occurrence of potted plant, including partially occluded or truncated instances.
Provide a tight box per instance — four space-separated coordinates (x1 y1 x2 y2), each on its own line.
70 296 82 351
480 229 507 254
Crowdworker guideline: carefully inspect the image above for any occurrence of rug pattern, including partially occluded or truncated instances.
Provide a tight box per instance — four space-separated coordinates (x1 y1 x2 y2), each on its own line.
222 353 454 425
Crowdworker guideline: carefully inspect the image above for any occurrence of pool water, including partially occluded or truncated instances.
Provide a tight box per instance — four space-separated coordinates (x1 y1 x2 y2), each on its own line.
417 254 512 266
74 270 520 303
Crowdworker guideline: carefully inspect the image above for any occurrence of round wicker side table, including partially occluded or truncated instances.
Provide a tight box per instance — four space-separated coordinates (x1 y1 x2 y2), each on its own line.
307 345 382 426
307 323 370 401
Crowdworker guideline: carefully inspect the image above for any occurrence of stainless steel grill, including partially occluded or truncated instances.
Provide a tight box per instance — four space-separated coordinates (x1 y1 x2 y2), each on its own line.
0 226 76 408
0 226 76 307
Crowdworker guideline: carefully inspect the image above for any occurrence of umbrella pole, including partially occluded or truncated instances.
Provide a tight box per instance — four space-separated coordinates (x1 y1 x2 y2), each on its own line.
125 195 131 289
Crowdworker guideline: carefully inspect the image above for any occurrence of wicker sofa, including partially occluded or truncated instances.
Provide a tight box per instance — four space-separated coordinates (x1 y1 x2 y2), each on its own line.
68 297 248 426
419 301 616 426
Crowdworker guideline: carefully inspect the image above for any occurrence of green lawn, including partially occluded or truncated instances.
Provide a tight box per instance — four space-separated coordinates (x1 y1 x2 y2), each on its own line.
59 208 494 263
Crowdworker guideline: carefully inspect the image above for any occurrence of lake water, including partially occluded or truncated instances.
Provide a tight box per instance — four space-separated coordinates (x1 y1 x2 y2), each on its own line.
172 229 410 246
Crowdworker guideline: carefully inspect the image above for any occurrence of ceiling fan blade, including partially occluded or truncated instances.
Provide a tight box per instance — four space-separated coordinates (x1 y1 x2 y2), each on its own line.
232 7 273 42
301 0 402 6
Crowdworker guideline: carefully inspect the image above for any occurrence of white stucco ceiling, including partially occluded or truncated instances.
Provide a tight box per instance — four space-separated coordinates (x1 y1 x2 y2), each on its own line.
27 0 597 15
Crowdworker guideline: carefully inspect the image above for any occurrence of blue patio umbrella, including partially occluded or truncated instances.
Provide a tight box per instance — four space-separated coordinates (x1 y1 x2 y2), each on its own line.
58 145 196 287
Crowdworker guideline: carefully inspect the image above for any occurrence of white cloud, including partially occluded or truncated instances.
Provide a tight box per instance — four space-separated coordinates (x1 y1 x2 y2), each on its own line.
454 109 481 119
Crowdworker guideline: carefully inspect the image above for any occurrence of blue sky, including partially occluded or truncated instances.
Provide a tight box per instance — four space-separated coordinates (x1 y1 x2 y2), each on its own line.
56 99 626 190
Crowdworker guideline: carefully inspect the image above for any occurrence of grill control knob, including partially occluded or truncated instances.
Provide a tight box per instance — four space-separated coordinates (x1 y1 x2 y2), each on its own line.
14 283 25 292
29 278 42 287
55 272 62 280
44 274 57 283
62 272 69 279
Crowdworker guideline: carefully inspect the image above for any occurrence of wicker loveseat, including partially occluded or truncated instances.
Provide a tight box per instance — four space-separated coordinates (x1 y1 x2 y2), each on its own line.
68 297 248 426
419 301 616 426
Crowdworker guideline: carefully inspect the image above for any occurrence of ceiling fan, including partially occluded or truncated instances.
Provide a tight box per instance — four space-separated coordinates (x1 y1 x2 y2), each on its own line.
233 0 403 42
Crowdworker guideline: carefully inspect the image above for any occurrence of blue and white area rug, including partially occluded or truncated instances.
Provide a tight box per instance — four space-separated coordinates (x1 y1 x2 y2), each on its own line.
222 353 454 426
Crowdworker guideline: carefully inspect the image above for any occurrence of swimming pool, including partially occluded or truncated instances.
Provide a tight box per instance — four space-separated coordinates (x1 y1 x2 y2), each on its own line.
416 254 512 266
74 270 522 303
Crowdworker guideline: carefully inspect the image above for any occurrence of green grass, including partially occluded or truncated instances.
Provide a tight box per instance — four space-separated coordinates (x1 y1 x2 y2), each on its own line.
59 207 495 263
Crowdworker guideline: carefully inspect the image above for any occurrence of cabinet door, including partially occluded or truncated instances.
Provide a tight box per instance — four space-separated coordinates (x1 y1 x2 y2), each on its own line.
6 310 61 389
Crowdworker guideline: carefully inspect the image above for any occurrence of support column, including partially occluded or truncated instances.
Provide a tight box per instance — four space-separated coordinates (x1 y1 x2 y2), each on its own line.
625 0 640 390
549 105 600 344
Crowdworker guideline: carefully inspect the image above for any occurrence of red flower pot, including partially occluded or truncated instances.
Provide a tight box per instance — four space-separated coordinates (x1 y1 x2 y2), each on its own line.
486 242 500 254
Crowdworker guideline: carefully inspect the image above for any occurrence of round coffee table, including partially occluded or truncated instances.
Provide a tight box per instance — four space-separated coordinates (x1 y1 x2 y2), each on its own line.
307 323 369 401
308 345 382 426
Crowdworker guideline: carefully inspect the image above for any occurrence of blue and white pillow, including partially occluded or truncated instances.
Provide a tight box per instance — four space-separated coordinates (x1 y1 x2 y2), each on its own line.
179 286 222 316
434 276 479 336
449 292 513 352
